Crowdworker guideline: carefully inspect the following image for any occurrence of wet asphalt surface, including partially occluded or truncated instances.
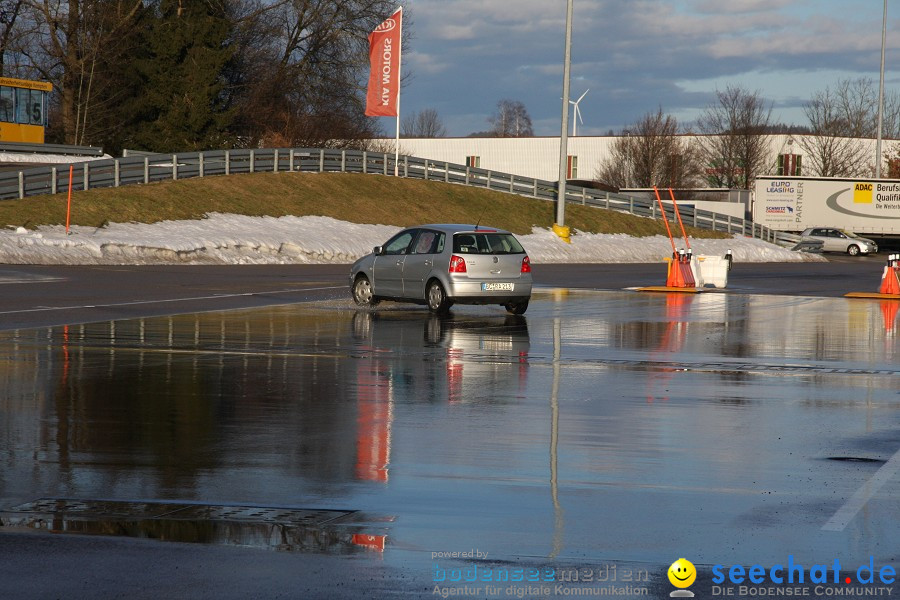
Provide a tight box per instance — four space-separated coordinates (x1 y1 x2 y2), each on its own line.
0 259 899 599
0 257 888 330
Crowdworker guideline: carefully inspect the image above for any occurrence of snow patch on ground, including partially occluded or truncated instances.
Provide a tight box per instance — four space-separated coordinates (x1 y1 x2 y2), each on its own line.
0 213 822 265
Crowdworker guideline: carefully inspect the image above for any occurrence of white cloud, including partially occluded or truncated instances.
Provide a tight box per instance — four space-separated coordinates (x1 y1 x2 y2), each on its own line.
693 0 785 15
434 24 477 41
400 0 899 135
407 50 451 75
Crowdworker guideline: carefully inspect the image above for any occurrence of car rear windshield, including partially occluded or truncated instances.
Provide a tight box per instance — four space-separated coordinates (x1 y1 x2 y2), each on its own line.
453 232 525 255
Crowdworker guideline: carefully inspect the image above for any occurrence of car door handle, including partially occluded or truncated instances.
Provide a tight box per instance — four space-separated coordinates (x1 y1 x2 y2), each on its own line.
424 260 432 266
396 260 403 266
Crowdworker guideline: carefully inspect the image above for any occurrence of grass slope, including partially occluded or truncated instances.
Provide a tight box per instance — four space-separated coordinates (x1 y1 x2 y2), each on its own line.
1 172 728 239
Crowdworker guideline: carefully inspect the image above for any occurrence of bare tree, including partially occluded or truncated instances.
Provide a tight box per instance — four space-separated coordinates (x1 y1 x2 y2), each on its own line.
488 99 533 137
20 0 146 145
797 86 872 177
880 89 900 139
401 108 446 138
0 0 26 74
696 85 772 189
834 77 878 138
595 108 702 189
227 0 397 147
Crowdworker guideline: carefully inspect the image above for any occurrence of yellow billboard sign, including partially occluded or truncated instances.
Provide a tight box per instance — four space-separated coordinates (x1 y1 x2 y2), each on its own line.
853 182 873 203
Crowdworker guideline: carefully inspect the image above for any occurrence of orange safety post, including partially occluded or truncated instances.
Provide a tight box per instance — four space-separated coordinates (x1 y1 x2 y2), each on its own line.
653 186 677 255
667 188 696 288
65 165 73 235
654 187 683 287
668 188 691 250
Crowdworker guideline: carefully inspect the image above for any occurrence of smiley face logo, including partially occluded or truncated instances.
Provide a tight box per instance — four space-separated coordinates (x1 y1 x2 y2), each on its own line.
668 558 696 589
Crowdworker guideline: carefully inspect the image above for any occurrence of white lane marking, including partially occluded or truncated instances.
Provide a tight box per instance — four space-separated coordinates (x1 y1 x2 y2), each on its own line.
0 286 345 316
0 277 67 285
821 447 900 531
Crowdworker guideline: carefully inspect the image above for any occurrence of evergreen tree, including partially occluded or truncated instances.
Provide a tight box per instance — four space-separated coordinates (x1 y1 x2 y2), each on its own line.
129 0 235 152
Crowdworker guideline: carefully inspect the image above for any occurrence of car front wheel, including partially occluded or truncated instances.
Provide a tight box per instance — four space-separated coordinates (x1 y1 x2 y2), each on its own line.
352 275 379 306
847 244 860 256
426 280 452 313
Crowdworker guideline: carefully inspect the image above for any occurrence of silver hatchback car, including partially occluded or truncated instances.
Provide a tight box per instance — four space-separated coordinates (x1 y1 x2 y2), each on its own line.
349 224 533 314
799 227 878 256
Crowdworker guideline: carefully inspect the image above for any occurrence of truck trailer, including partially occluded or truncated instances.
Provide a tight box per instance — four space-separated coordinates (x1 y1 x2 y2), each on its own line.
753 176 900 235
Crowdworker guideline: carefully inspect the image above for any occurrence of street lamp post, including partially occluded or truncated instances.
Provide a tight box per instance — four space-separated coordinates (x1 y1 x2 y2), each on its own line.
554 0 574 243
876 0 887 179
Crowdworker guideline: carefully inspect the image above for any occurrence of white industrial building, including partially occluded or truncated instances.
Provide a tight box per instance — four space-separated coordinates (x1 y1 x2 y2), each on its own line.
388 134 888 183
384 134 898 219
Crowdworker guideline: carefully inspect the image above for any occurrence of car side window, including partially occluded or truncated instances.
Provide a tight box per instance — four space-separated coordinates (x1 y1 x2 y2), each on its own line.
383 230 415 255
411 230 438 254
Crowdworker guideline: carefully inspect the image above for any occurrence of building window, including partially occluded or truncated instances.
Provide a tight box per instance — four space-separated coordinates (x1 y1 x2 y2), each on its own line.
466 156 480 168
567 155 578 179
777 153 801 176
0 87 13 122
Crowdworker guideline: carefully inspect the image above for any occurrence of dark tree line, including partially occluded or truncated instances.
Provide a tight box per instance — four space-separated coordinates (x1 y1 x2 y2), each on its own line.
0 0 400 153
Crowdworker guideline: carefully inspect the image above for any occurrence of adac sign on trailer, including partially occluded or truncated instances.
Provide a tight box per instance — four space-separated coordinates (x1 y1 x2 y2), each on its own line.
754 176 900 234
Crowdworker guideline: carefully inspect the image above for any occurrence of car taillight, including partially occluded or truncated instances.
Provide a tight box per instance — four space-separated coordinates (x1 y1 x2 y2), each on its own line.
521 255 531 273
449 255 467 273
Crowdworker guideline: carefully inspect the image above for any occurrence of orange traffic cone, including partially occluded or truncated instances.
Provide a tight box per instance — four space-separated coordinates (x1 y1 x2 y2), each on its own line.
879 256 900 295
880 268 900 295
667 254 685 287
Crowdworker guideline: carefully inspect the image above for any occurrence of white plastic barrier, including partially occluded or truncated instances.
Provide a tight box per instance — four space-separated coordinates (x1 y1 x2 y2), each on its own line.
692 256 729 288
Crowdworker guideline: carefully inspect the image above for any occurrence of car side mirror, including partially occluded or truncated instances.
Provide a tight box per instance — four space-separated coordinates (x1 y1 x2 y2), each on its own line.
373 245 383 255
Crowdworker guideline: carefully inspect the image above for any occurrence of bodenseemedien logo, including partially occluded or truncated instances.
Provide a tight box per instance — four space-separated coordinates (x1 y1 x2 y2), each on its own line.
668 558 696 598
854 182 874 203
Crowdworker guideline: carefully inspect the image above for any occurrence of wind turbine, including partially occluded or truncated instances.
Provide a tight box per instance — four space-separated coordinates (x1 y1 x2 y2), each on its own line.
569 89 589 136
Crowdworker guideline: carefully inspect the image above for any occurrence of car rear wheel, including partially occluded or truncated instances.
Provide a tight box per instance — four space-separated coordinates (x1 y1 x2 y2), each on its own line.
504 300 529 315
352 275 379 306
426 280 451 314
847 244 860 256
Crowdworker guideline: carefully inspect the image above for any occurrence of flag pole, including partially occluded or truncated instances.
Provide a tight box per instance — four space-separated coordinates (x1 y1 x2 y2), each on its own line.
394 6 402 178
876 0 887 178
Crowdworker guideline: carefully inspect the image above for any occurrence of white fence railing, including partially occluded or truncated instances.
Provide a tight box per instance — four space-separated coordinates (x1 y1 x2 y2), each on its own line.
0 147 797 245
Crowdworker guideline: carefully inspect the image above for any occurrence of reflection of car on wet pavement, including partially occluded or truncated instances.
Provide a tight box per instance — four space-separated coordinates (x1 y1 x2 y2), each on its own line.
351 310 530 402
352 310 529 348
799 227 878 255
349 224 533 314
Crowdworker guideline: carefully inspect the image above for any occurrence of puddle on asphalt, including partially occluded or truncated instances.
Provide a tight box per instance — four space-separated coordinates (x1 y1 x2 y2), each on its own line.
0 498 389 553
0 290 898 564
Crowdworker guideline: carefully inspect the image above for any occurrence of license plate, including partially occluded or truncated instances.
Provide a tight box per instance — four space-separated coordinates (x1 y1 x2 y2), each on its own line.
482 282 514 291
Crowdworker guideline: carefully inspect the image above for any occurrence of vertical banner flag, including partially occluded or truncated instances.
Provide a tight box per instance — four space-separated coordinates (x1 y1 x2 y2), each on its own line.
365 8 402 117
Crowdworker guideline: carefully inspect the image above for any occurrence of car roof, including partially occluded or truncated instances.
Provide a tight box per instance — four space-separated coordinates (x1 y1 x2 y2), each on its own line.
412 224 513 235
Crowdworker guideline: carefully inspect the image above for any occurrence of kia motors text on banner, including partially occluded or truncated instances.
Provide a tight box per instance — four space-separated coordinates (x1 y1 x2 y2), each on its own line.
365 8 401 117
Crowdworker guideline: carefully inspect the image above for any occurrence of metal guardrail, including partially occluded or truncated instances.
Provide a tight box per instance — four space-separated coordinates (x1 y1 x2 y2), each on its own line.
0 147 794 246
0 141 104 156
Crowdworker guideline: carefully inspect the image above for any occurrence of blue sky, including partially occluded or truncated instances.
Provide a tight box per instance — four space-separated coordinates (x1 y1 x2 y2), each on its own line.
378 0 900 137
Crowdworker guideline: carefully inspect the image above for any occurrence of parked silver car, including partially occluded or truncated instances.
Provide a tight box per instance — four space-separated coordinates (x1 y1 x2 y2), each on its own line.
349 224 533 314
799 228 878 256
